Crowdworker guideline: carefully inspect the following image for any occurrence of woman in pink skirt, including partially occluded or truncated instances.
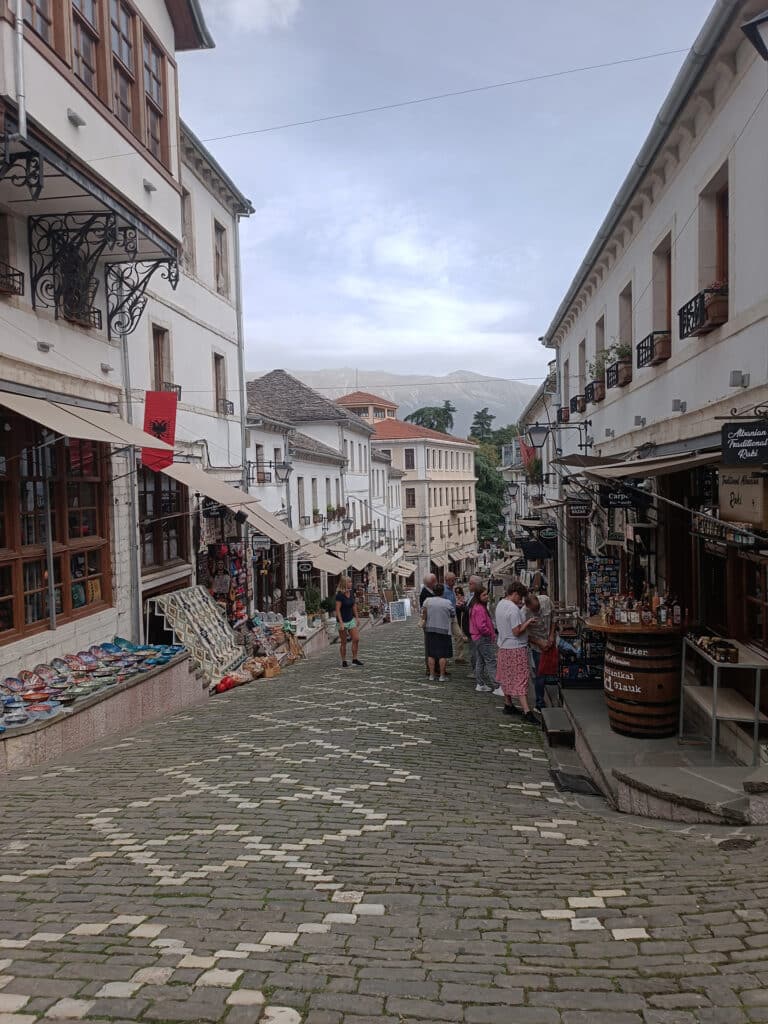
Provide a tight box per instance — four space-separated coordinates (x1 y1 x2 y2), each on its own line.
494 582 538 724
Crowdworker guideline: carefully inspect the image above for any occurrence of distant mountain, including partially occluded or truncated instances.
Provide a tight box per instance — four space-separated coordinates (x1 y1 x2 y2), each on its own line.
245 368 537 437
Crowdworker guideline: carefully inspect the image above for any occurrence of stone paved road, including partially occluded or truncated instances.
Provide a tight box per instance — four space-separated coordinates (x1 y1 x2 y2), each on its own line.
1 621 767 1024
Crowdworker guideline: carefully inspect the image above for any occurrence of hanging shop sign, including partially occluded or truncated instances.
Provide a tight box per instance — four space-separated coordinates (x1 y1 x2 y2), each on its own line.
718 470 768 528
297 561 313 573
567 499 592 519
721 422 768 466
202 497 224 519
539 528 558 540
250 533 271 552
598 485 651 510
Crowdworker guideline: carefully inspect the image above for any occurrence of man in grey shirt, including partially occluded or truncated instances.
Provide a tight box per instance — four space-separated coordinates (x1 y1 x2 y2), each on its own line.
420 583 456 683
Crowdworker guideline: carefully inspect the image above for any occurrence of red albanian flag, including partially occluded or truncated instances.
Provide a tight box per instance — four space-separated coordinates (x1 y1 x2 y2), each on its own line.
142 391 177 471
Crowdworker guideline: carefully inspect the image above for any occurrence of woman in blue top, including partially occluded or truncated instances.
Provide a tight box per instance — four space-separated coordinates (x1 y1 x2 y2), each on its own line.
335 576 363 668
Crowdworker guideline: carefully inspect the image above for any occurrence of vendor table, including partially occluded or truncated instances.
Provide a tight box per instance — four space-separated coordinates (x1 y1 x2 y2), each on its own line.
678 637 768 766
584 616 683 738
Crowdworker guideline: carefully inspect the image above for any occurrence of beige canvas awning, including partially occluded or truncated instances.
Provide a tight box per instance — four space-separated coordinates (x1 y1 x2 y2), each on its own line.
431 553 449 568
0 392 174 449
395 561 416 577
585 450 721 481
366 552 389 568
296 543 347 575
161 462 301 545
347 547 375 571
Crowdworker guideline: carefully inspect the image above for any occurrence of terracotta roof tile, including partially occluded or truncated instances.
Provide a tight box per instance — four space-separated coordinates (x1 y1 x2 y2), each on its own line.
373 419 476 445
336 391 398 410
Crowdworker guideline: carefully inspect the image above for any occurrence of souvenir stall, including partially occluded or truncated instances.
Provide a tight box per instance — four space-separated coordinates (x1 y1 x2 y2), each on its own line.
196 500 250 628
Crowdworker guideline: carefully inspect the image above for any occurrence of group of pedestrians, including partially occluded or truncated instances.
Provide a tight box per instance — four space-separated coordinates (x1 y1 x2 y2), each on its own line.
418 572 556 725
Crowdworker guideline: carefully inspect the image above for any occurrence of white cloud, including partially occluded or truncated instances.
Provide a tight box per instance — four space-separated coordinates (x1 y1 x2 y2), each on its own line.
204 0 302 33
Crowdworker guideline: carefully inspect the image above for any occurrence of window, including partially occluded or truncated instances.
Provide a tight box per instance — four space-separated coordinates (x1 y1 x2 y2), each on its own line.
716 186 729 283
297 477 306 520
405 524 416 542
562 358 570 406
110 1 136 131
594 316 605 378
311 478 318 513
619 280 633 350
139 468 188 571
350 442 355 472
373 407 386 419
357 443 362 472
152 326 170 392
0 418 112 642
273 447 282 465
577 339 586 395
405 488 416 509
214 221 229 296
405 448 415 469
24 0 52 42
335 478 341 506
72 0 99 91
652 236 673 333
143 33 165 161
438 450 443 470
213 353 226 413
181 190 195 273
325 478 332 509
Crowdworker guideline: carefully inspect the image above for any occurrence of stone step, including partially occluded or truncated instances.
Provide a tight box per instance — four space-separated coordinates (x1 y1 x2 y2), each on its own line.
541 707 575 748
613 766 751 824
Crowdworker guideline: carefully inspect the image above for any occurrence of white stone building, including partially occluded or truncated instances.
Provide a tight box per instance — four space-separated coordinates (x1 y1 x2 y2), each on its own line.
542 0 768 633
0 0 230 675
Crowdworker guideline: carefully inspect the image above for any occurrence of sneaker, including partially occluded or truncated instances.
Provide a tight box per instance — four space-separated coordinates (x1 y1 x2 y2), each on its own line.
341 661 349 668
352 659 364 667
438 675 447 683
503 704 520 716
475 684 493 693
492 687 504 697
428 675 436 682
522 711 539 725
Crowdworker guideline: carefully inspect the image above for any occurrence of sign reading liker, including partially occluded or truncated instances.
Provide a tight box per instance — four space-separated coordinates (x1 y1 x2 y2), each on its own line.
722 422 768 466
567 499 591 519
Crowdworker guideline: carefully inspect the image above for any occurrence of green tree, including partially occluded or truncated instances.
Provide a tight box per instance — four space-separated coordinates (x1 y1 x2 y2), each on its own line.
474 442 505 542
470 407 496 443
405 402 456 434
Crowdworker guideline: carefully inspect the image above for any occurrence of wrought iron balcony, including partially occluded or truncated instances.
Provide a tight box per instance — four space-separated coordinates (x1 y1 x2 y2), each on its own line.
0 260 24 296
451 498 470 513
161 382 182 399
557 406 570 424
606 359 632 389
678 287 728 339
636 331 671 368
217 398 235 416
570 395 586 415
62 304 102 330
300 515 311 526
584 381 605 404
247 463 272 485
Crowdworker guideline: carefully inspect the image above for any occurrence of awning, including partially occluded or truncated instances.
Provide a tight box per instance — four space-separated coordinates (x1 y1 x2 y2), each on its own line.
585 450 720 481
553 454 625 468
516 518 547 528
448 549 463 562
0 392 174 450
347 548 375 571
520 539 553 560
367 552 389 569
296 543 347 575
431 553 449 568
161 462 301 545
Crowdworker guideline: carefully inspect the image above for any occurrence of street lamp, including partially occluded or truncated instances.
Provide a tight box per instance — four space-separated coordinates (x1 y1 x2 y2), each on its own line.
341 515 353 533
526 423 550 449
274 460 293 484
505 481 519 499
742 10 768 60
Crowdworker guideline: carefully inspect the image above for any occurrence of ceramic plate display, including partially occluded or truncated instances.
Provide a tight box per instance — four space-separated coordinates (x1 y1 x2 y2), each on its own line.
2 678 24 694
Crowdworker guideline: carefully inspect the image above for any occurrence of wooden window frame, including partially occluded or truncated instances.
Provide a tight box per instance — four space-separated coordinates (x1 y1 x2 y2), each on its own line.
213 352 226 414
0 415 112 645
213 219 230 297
138 467 189 574
405 487 416 510
716 186 729 284
152 324 170 392
142 26 167 164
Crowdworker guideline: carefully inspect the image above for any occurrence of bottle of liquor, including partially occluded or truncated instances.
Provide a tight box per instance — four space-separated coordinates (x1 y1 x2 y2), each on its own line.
658 595 668 626
672 598 682 626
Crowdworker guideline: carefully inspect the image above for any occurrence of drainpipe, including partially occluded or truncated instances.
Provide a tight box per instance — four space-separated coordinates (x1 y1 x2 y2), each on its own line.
119 321 142 644
232 211 251 610
14 0 27 139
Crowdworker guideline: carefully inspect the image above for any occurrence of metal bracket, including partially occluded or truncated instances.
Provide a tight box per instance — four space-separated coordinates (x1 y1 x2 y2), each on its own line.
0 138 44 200
715 404 768 421
105 258 179 339
29 212 134 323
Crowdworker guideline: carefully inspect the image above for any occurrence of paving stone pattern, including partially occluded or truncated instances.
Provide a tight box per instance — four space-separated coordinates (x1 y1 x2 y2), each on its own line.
0 620 767 1023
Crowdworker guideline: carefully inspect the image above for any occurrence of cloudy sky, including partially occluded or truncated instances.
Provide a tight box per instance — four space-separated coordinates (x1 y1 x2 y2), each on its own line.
180 0 713 386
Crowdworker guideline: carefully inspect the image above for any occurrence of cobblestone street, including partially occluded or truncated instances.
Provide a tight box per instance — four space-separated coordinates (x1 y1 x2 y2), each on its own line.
1 621 767 1024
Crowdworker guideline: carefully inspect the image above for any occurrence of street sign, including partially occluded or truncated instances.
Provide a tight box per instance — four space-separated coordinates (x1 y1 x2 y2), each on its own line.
250 533 271 552
567 499 591 519
297 561 313 573
721 421 768 466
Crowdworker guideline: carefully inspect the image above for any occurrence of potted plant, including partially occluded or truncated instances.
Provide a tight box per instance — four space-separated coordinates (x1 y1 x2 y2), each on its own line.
586 353 607 402
303 584 321 624
312 507 323 524
650 332 672 365
326 504 336 522
607 343 633 387
703 280 728 327
336 505 346 518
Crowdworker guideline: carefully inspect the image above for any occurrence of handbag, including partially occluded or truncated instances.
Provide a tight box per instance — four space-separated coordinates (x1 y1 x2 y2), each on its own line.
537 646 559 676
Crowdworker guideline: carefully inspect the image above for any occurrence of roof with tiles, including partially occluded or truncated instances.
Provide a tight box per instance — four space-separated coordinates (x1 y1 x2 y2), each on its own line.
246 371 373 434
373 419 476 446
336 391 398 410
289 431 345 465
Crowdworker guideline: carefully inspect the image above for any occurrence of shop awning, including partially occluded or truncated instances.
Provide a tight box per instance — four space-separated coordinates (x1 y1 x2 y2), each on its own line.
585 450 721 481
553 454 625 468
296 543 347 575
161 462 301 545
347 547 375 571
367 552 389 568
0 392 174 450
448 549 463 562
431 553 449 568
516 518 547 528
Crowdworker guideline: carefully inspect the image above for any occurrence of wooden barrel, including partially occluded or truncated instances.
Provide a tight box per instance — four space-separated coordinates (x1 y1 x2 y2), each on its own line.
603 634 681 738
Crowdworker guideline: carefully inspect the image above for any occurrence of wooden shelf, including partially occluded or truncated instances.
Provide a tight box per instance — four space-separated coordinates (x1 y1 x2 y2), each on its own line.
684 684 768 724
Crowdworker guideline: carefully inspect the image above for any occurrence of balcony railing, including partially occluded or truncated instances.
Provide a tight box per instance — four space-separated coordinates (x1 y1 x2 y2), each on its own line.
300 515 311 526
636 331 671 369
161 382 182 399
678 287 728 339
584 381 605 404
606 359 632 389
0 260 24 297
62 304 102 330
248 463 272 485
569 395 586 415
557 406 570 424
217 398 235 416
451 499 470 513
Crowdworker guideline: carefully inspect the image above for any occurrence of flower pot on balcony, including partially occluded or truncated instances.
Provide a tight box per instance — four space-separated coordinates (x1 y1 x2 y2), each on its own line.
588 380 605 403
650 334 671 365
616 359 632 387
558 406 570 423
703 294 728 327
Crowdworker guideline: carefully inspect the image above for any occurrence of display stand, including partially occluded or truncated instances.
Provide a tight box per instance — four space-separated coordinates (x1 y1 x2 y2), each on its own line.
151 586 244 687
678 637 768 766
